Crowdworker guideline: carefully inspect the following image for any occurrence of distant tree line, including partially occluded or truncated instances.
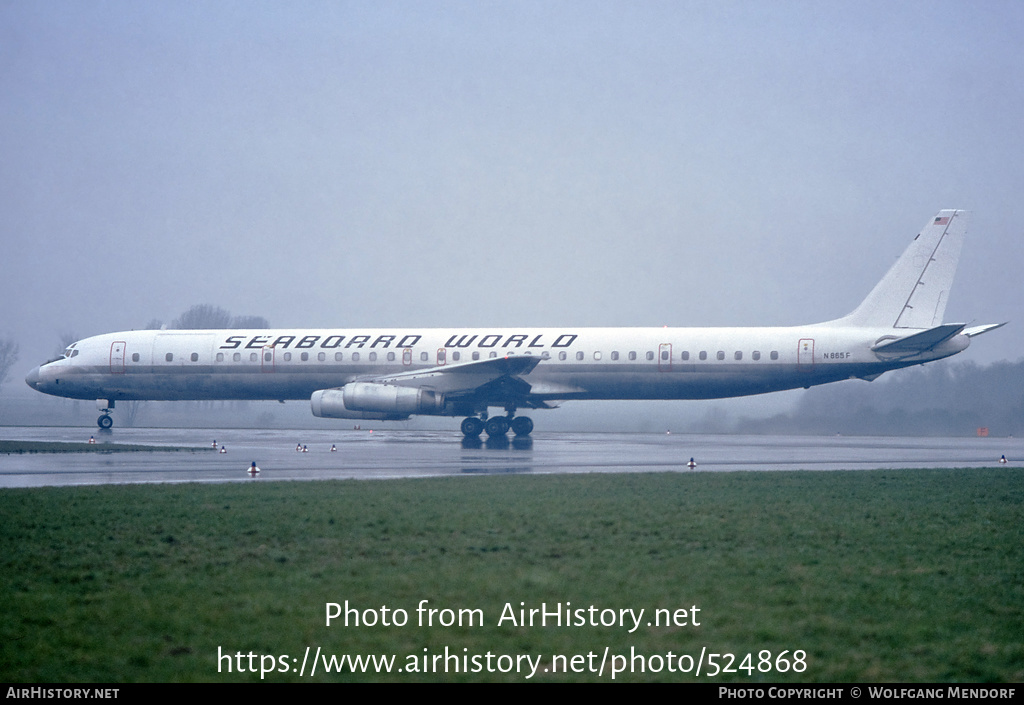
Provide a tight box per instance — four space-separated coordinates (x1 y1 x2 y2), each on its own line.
147 305 270 331
0 338 18 393
737 358 1024 437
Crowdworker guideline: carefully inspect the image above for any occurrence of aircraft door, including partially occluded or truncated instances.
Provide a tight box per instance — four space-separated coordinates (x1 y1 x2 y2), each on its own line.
261 346 275 373
110 341 126 374
798 338 814 369
403 348 412 366
658 343 672 372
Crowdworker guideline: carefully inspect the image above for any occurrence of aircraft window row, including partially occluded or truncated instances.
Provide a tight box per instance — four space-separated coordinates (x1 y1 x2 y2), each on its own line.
553 349 782 362
157 348 782 365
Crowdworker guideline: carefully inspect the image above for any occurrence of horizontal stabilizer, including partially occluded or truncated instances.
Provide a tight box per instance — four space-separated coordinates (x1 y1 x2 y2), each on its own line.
964 322 1007 338
871 323 965 354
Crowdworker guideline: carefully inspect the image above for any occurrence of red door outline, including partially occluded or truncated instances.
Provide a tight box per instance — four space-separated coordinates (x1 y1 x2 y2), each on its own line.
658 343 672 372
798 338 814 370
110 341 126 374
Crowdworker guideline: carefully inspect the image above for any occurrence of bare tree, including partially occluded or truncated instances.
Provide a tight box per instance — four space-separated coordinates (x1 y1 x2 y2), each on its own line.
230 315 270 329
170 305 233 329
169 305 270 330
0 338 19 392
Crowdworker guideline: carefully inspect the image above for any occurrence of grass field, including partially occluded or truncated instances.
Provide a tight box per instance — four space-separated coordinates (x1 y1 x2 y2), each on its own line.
1 469 1021 682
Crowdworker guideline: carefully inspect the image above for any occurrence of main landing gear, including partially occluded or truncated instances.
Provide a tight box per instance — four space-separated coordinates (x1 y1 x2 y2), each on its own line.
461 413 534 438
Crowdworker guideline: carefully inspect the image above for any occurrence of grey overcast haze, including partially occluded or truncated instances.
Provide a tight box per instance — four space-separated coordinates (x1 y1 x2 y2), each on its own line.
2 1 1022 419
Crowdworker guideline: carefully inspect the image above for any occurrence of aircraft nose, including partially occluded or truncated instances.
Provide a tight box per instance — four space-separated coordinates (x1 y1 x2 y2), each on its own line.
25 366 41 390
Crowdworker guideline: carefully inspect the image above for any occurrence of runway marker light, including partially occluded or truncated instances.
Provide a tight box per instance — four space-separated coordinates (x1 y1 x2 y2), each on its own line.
687 457 696 470
248 462 260 476
1000 454 1008 464
220 446 227 454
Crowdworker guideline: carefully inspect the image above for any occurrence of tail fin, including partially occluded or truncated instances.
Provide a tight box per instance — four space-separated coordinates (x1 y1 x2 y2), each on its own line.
838 209 967 329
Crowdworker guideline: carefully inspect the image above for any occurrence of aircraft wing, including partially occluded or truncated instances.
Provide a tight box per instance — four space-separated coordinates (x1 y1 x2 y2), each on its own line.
355 354 543 394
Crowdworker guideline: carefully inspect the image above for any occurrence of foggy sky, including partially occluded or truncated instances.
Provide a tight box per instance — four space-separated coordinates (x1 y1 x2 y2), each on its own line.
3 1 1023 404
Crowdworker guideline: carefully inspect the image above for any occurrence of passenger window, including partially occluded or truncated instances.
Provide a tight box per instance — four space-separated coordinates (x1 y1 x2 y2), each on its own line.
233 353 241 362
752 351 761 361
681 351 689 361
191 353 199 362
472 351 480 360
489 351 497 358
734 351 742 360
301 352 309 362
335 352 342 361
717 351 725 360
165 353 173 362
369 352 377 362
661 350 669 361
284 352 292 361
318 352 326 362
387 352 395 362
559 351 567 361
646 351 654 361
215 353 223 362
699 351 707 360
771 351 779 360
594 351 602 360
264 352 271 362
352 352 360 361
611 351 619 360
421 352 429 362
628 351 637 361
576 351 584 361
133 353 141 362
452 352 460 361
541 351 550 359
250 352 258 362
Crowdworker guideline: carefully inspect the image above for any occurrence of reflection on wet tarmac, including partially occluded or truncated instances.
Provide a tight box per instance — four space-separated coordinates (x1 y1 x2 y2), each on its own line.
0 426 1019 487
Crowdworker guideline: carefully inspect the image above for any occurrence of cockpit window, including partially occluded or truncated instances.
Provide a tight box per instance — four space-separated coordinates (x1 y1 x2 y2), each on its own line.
64 345 79 358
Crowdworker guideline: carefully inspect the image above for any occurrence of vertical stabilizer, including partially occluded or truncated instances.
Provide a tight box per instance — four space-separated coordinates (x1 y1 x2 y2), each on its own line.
838 209 967 329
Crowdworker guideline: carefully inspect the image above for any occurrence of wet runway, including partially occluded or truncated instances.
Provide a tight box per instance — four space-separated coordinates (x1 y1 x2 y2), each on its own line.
0 426 1019 488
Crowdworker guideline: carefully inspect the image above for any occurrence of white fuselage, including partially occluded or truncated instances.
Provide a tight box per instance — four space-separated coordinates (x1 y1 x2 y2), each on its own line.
26 323 968 408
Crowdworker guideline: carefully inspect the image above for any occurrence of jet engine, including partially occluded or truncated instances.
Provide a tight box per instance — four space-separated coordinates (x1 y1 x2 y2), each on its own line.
310 383 446 420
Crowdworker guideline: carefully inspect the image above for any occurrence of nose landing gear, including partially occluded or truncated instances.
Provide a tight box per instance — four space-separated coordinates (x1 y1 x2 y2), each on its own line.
97 399 115 430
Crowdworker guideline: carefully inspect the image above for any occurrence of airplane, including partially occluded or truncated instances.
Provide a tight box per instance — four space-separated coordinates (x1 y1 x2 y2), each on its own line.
25 209 1004 438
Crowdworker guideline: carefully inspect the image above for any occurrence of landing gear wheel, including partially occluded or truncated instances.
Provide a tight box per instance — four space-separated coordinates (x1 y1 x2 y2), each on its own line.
461 417 484 437
484 416 510 437
98 414 113 430
510 416 534 436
